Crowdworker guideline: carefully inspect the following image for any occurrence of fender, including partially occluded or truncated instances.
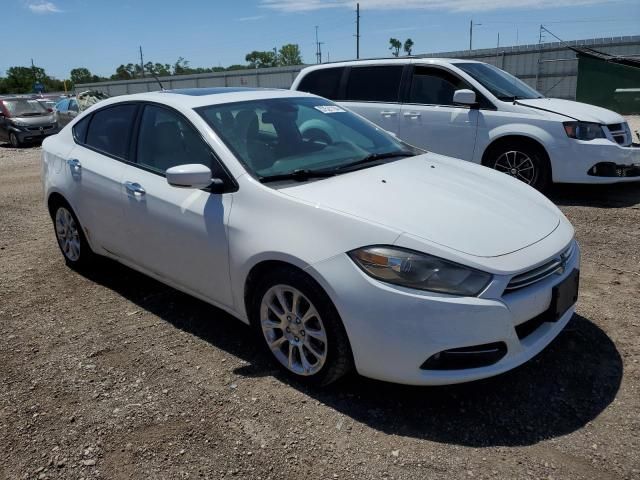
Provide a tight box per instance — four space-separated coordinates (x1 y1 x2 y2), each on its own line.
475 122 556 164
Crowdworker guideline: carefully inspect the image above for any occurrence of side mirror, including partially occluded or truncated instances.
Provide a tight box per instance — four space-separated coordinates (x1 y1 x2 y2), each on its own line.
166 164 216 189
453 89 477 107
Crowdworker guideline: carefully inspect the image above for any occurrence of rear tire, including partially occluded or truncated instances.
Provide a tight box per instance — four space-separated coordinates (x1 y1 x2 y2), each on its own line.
249 266 353 386
50 201 95 270
485 142 551 192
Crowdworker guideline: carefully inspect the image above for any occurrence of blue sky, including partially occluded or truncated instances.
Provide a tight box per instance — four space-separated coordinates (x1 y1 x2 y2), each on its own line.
4 0 639 79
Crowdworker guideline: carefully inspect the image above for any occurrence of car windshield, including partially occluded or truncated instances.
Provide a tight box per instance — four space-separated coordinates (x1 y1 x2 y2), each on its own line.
455 62 543 101
196 96 417 181
3 99 48 116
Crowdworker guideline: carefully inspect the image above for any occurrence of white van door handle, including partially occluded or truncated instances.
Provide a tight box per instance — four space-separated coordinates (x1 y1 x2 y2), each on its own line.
380 110 397 118
403 112 422 119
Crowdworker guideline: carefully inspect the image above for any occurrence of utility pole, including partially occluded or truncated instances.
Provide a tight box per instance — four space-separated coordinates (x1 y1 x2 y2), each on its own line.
469 20 481 51
315 26 320 64
139 46 145 78
356 3 360 59
319 42 324 63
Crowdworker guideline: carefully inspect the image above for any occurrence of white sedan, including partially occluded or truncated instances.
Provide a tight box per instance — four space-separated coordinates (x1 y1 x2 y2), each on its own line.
42 88 580 386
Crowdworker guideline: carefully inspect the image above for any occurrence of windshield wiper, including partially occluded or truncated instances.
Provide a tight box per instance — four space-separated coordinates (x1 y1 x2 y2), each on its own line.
333 150 415 172
259 168 336 184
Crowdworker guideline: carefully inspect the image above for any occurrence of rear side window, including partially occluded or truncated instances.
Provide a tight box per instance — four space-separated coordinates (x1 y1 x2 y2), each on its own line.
345 66 403 103
408 67 469 106
297 67 345 100
85 104 138 159
56 99 69 112
68 99 79 112
72 115 90 143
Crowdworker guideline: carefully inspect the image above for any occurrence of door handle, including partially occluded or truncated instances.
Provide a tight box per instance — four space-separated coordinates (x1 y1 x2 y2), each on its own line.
67 158 81 176
124 181 146 196
403 112 422 118
380 110 397 117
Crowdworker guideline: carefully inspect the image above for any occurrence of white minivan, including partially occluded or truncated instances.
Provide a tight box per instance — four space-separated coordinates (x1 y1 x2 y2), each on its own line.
292 59 640 190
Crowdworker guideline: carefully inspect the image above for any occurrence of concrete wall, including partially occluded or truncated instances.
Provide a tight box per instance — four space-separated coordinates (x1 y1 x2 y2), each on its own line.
77 35 640 100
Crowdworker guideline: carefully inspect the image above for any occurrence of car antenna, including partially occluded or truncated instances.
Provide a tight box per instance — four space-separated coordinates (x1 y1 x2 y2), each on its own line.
151 73 166 92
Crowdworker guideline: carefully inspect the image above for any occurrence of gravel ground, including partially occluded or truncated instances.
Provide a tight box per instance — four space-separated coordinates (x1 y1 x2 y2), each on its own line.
1 145 639 480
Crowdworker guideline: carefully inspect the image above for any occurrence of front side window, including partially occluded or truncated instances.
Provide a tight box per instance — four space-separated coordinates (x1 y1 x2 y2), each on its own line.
85 104 138 159
297 67 345 100
455 62 543 101
345 66 403 103
408 67 470 106
136 105 215 174
197 96 415 180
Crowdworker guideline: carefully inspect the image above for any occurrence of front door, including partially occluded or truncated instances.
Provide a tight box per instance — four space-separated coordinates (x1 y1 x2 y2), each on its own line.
399 66 479 161
120 103 233 307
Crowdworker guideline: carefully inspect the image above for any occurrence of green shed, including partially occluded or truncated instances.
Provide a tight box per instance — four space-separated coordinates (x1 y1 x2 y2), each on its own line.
573 47 640 115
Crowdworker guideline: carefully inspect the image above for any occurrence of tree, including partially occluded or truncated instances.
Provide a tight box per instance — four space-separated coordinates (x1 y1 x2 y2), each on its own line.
144 62 171 77
227 64 248 71
278 44 302 66
389 38 402 57
245 51 277 69
403 38 414 56
70 68 93 85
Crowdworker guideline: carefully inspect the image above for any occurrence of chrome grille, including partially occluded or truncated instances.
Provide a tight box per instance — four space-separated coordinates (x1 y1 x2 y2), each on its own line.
26 125 54 132
606 123 631 147
505 243 575 293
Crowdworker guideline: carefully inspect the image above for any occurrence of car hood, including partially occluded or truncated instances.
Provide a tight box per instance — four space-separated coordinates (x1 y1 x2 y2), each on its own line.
280 154 561 258
516 98 624 124
13 114 56 126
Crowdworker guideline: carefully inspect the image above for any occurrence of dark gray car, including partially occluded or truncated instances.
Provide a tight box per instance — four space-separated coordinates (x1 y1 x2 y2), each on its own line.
55 91 109 128
0 97 59 147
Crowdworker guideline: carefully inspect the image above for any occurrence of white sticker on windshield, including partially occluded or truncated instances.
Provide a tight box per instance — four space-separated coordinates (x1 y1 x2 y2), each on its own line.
314 105 346 114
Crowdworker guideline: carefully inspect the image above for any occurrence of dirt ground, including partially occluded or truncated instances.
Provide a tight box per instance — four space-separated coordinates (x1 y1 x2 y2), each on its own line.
1 145 639 480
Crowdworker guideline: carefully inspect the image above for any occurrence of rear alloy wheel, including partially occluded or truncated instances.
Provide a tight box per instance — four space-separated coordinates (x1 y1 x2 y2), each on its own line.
251 267 353 386
52 204 94 269
489 145 550 191
9 132 21 148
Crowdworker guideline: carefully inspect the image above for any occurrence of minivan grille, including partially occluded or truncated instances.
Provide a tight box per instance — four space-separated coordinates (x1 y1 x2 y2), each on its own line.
505 243 574 293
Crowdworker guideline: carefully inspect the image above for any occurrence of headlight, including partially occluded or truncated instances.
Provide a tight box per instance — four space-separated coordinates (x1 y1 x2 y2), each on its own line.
563 121 605 141
348 246 492 296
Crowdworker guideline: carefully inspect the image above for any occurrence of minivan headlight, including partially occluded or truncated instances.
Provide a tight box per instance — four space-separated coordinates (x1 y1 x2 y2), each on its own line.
563 121 605 141
348 246 492 296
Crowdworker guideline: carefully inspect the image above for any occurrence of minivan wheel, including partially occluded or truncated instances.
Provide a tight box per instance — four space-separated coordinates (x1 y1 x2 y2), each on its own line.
52 203 94 269
487 144 550 191
9 132 21 148
250 267 353 386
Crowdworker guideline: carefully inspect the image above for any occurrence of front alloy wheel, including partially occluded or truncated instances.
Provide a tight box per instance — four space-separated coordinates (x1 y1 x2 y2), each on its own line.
260 285 328 376
493 150 537 185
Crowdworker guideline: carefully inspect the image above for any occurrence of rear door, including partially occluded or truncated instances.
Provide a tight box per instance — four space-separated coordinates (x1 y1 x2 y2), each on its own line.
55 99 71 127
341 65 405 135
66 103 138 255
399 65 479 160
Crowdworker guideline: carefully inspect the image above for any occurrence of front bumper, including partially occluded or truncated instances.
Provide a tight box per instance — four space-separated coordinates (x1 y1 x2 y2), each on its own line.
12 125 59 143
551 139 640 184
309 242 580 386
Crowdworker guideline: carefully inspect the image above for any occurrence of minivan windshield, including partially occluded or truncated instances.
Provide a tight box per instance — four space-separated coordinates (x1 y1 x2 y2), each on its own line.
456 62 544 101
3 99 49 117
196 96 417 182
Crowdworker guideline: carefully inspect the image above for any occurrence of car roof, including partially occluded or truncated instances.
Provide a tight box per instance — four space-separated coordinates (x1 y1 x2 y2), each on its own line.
297 57 484 73
86 87 318 111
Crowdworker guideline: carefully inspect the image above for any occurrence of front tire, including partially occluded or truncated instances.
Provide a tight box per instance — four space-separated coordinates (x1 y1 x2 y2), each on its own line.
51 202 95 269
486 143 551 191
249 267 353 386
9 132 21 148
